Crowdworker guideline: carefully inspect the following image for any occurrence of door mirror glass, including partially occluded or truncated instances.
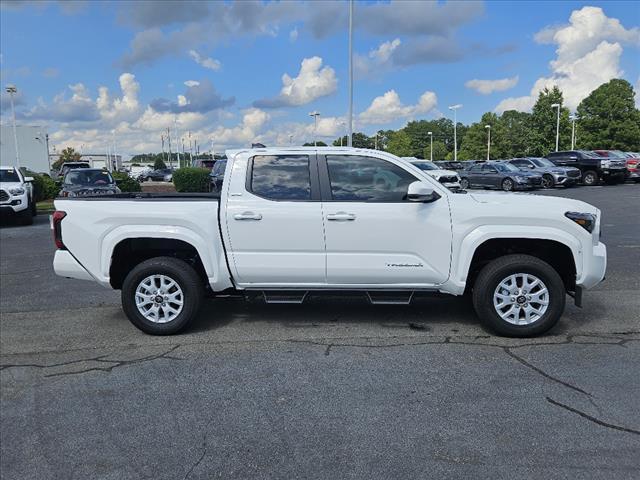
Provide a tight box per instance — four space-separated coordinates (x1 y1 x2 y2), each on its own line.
407 181 440 203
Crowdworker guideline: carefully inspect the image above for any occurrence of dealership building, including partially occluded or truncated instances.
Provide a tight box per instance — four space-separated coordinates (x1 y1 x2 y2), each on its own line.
0 124 50 173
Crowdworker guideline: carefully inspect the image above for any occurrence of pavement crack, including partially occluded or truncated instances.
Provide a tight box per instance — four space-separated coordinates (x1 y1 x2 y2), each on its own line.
503 348 591 397
183 418 213 480
546 397 640 436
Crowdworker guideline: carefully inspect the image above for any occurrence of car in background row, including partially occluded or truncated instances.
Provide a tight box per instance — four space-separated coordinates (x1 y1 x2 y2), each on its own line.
138 168 175 182
54 161 90 180
209 159 227 193
434 161 465 171
507 157 581 188
403 158 461 190
546 150 627 185
460 161 543 191
594 150 640 183
0 166 36 224
59 169 120 197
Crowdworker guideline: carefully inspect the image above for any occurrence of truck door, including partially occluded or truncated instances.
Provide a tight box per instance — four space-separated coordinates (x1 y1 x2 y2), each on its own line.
319 154 452 286
223 153 326 286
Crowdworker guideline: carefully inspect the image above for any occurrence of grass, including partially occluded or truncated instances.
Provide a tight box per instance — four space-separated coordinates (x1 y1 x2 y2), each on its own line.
36 200 55 214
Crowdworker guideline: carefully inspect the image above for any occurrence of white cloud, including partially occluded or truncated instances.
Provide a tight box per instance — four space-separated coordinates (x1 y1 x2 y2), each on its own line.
359 90 438 125
289 27 298 42
210 108 270 145
97 73 141 122
465 76 519 95
184 80 200 87
132 107 207 132
355 38 401 76
496 7 639 113
254 56 337 108
188 49 221 71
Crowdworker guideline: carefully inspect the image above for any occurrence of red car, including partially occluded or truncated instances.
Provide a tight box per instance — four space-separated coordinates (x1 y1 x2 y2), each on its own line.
593 150 639 183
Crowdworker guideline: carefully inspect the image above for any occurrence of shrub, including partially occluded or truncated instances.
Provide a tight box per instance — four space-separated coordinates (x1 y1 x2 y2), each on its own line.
153 158 167 170
21 169 59 201
112 171 142 193
172 168 210 192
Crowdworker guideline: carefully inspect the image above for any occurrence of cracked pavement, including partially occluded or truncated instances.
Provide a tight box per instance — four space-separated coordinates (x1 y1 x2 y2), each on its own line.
1 186 639 479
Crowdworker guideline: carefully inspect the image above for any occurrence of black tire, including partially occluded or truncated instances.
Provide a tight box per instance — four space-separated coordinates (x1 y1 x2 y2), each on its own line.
121 256 204 335
460 178 470 189
19 205 33 225
582 170 598 186
501 178 514 191
31 198 37 216
472 254 565 337
542 174 555 189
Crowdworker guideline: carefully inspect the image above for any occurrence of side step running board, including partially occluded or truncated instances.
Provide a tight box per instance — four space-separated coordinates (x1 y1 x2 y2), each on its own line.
263 291 308 304
366 291 414 305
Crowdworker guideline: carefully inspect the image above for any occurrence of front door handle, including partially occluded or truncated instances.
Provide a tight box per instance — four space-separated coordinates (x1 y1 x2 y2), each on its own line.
327 212 356 221
234 211 262 221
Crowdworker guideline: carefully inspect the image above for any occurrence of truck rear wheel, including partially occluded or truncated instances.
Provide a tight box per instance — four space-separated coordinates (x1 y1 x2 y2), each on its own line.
582 170 598 186
121 256 204 335
472 254 565 337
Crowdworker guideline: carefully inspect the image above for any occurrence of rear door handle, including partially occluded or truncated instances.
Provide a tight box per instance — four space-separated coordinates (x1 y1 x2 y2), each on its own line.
327 212 356 221
234 211 262 221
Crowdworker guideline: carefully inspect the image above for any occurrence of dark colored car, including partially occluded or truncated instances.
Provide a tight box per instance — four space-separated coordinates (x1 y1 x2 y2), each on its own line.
55 162 90 179
59 169 120 197
507 157 581 188
459 161 543 191
593 150 639 183
139 168 174 182
209 159 227 193
546 150 627 186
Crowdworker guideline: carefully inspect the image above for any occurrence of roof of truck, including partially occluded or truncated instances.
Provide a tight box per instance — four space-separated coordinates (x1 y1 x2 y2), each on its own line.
225 147 391 158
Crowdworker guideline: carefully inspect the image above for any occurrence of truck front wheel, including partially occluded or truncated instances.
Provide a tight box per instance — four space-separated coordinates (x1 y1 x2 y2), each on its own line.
121 256 204 335
472 254 565 337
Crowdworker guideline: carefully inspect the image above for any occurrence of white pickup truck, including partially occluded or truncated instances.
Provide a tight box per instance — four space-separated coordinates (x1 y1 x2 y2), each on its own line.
52 147 606 337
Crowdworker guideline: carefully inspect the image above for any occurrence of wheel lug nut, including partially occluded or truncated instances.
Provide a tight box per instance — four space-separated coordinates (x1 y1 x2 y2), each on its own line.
510 297 515 302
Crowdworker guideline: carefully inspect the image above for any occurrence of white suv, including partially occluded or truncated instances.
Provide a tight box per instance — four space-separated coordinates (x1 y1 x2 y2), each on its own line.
0 166 36 225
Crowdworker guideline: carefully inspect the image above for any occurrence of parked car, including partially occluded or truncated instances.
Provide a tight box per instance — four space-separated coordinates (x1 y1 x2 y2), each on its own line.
546 150 627 185
0 166 36 224
435 161 465 171
209 159 227 193
55 162 90 180
460 161 543 191
403 158 461 190
593 150 639 183
52 147 606 338
139 168 174 182
59 169 120 197
507 157 581 188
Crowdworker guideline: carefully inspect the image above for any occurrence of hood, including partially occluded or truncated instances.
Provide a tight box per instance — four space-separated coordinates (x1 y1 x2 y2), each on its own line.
468 191 597 214
0 181 23 189
424 169 458 178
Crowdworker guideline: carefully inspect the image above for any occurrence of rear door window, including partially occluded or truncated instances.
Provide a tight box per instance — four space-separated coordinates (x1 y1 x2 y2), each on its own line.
249 155 311 201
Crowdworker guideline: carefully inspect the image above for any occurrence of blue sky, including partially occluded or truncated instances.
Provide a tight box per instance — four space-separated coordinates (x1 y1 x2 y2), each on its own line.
1 0 639 156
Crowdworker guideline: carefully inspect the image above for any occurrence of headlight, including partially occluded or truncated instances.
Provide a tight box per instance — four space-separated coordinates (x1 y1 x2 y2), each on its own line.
600 160 612 168
9 187 25 195
565 211 596 233
514 176 527 182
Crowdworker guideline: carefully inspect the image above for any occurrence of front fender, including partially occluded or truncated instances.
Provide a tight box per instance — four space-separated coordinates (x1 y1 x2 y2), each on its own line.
447 225 582 294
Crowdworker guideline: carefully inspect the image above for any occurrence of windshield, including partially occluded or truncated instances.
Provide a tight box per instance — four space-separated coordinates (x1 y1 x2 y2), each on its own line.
0 169 21 182
64 170 114 186
530 158 555 168
411 161 438 171
495 163 520 172
579 150 602 159
608 150 626 158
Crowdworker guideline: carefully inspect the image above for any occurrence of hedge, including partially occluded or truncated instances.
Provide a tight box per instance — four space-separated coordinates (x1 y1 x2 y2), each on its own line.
172 168 210 192
111 171 142 192
20 169 59 201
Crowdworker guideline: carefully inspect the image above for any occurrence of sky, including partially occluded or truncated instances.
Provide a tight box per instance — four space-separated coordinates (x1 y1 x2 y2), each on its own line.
1 0 639 158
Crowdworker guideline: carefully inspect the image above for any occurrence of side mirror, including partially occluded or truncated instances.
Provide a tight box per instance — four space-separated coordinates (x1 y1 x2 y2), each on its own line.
24 176 35 182
407 181 440 203
528 165 535 169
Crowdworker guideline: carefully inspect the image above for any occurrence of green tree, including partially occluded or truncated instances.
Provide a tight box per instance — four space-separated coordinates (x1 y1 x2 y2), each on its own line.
332 132 373 148
423 140 448 161
528 86 571 156
302 141 328 146
386 130 413 157
458 112 500 160
52 147 82 169
576 79 640 150
497 110 532 157
154 157 167 170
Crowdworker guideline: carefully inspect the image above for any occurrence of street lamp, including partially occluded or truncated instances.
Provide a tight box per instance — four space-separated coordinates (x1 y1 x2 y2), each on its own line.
427 131 433 161
485 125 491 161
309 111 320 146
347 0 353 147
551 103 561 152
289 134 294 146
5 84 21 169
569 114 579 150
448 104 462 161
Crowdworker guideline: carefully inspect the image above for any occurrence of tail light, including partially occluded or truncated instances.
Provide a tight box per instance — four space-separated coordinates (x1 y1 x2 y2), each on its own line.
51 210 67 249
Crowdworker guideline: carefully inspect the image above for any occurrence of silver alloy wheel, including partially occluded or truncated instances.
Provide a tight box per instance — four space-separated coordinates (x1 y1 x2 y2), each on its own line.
460 179 469 189
493 273 549 325
502 178 514 191
135 274 184 323
584 172 597 185
542 175 554 188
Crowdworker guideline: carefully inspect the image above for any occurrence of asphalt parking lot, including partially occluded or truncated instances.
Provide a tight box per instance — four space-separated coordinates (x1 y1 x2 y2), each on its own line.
1 185 639 479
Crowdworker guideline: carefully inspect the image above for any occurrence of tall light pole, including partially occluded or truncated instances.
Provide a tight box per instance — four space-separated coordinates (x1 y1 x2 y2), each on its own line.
551 103 561 152
570 114 579 150
427 131 433 161
448 104 462 161
309 111 320 146
289 134 294 146
347 0 353 147
5 85 21 169
485 125 491 161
